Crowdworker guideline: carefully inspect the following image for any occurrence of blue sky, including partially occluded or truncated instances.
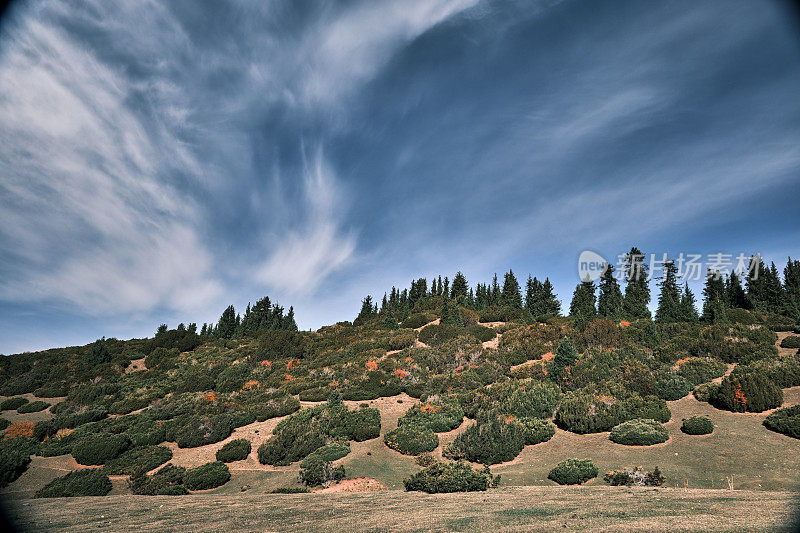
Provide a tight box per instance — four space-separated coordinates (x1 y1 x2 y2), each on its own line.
1 0 799 354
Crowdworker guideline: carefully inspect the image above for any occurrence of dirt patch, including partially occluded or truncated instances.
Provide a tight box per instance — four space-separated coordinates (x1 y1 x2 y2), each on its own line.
125 358 147 373
315 477 387 493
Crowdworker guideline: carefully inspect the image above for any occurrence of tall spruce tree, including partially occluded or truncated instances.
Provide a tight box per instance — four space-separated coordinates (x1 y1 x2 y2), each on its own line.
655 259 682 323
540 278 561 316
501 270 523 309
550 337 578 380
569 280 596 318
217 305 238 339
726 272 747 309
622 247 651 319
702 270 727 322
784 258 800 320
597 264 623 319
451 272 469 302
679 283 699 322
354 296 376 325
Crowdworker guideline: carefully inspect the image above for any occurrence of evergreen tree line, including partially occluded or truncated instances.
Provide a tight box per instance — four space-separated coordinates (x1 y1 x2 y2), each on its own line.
195 295 298 340
569 248 800 325
356 270 561 324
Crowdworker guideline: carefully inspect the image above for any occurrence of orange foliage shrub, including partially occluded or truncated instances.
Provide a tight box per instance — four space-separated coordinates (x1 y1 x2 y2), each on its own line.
204 392 218 403
6 421 34 439
242 380 260 390
365 360 378 371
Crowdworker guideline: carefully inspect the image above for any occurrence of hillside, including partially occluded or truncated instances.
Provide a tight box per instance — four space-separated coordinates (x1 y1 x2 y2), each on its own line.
1 269 800 531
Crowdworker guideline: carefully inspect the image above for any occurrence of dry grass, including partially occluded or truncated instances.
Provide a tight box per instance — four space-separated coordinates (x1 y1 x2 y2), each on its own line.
7 486 798 532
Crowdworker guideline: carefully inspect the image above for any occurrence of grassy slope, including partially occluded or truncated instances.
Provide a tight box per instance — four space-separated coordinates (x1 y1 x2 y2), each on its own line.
8 487 799 532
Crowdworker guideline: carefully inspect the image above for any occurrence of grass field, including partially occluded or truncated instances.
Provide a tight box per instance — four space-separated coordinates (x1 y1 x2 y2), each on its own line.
7 486 799 532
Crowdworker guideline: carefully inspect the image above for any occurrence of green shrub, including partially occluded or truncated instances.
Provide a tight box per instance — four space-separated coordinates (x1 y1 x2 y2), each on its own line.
677 357 727 386
130 463 188 495
496 381 563 420
681 416 714 435
467 325 496 343
384 424 439 455
603 466 664 486
547 459 598 485
174 414 234 448
299 457 345 486
655 374 692 401
402 312 437 329
35 469 112 497
780 335 800 349
270 487 310 493
388 331 417 350
17 400 49 413
0 438 35 487
609 419 669 446
216 439 252 462
1 397 29 411
444 417 525 465
554 391 626 434
418 324 461 346
258 424 327 466
622 394 671 423
711 372 783 413
302 443 350 463
183 461 230 491
104 445 173 475
403 460 497 493
517 417 556 445
763 405 800 439
693 382 718 402
398 401 463 433
215 363 251 393
415 453 436 467
0 418 8 430
72 433 131 465
249 395 301 422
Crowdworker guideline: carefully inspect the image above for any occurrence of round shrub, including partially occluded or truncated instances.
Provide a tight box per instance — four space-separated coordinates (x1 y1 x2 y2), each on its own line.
467 325 496 343
384 424 438 455
0 438 35 487
35 469 112 498
693 382 718 402
215 439 252 463
548 459 598 485
418 324 461 346
763 405 800 439
655 374 692 401
72 433 131 465
104 445 173 475
780 335 800 349
711 372 783 413
681 416 714 435
1 397 29 411
677 357 727 386
174 415 234 448
554 391 626 434
403 460 497 493
299 457 345 486
257 425 327 466
184 461 231 491
398 402 463 433
443 418 526 465
609 419 669 446
130 463 188 495
387 331 417 350
517 417 555 445
0 418 9 430
402 312 436 329
17 400 49 414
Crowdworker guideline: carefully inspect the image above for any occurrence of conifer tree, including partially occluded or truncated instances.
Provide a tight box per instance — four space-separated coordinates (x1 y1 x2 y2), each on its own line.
622 247 651 319
217 305 238 339
569 280 596 318
597 264 623 319
490 273 501 306
354 296 376 325
679 283 699 322
540 278 561 316
525 275 536 312
550 337 578 379
726 273 747 309
501 270 523 309
784 258 800 320
702 270 727 322
451 272 469 302
655 259 682 323
745 255 767 311
440 299 464 327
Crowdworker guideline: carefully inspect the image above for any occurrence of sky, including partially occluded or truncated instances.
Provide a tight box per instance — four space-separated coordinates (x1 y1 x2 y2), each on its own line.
1 0 799 354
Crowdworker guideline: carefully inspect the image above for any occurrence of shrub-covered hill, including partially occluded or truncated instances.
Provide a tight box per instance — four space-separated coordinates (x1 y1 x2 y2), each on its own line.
1 260 800 494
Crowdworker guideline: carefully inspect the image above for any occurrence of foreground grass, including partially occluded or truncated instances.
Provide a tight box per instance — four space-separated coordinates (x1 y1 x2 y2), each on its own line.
7 487 799 532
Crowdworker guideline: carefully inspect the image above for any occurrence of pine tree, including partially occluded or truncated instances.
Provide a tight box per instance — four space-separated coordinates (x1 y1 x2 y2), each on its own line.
156 324 168 337
440 299 464 327
84 337 111 367
569 280 596 318
784 258 800 320
525 275 536 312
217 305 238 339
679 283 699 322
490 274 501 305
745 255 767 311
702 270 727 322
597 264 623 319
726 273 747 309
550 337 578 379
540 278 561 316
354 296 376 325
622 247 651 319
501 270 523 309
655 259 682 323
451 272 468 302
